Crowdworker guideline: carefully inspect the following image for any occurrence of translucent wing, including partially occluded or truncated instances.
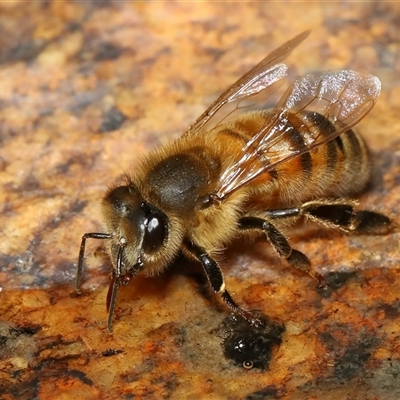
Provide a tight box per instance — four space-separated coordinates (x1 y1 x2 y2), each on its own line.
186 31 310 134
214 70 381 199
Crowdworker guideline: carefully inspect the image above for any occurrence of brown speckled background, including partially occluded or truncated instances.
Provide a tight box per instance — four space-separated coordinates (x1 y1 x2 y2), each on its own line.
1 2 400 399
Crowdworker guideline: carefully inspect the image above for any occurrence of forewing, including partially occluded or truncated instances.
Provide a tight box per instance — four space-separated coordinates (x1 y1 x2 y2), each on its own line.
215 70 381 199
280 69 381 128
186 31 310 134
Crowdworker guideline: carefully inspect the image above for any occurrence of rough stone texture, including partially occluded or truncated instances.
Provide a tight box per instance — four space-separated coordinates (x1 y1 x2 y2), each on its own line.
0 2 399 399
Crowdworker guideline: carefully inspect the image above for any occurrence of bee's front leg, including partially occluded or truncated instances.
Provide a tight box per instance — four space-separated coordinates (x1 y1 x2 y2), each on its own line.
183 241 262 327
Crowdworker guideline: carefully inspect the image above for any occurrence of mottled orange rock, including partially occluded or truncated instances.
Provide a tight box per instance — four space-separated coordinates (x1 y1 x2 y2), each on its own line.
0 2 399 399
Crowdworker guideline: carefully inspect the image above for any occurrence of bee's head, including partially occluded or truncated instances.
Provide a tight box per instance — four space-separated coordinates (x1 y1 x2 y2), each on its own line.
102 184 170 274
101 183 170 331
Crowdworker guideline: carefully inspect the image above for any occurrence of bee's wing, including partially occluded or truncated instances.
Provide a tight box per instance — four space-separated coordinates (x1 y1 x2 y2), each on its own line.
215 70 381 199
186 31 310 134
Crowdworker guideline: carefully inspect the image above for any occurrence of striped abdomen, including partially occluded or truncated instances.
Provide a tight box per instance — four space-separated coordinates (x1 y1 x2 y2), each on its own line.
215 110 371 207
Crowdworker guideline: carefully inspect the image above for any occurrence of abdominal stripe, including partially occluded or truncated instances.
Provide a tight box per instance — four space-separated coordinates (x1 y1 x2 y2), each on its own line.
306 111 338 173
220 128 250 143
287 124 312 178
344 130 362 160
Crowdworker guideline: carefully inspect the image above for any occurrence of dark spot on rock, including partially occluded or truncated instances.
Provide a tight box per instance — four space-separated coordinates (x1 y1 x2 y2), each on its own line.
9 324 41 336
99 107 126 132
67 369 93 386
317 270 358 298
245 385 282 400
378 302 400 319
67 22 81 32
94 42 124 61
220 311 285 370
333 336 377 381
102 348 124 357
0 39 45 64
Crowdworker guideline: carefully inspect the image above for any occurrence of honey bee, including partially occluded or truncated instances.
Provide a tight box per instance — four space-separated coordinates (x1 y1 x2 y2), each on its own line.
76 31 392 332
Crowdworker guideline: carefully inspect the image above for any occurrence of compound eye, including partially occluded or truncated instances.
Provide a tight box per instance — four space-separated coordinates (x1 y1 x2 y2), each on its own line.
143 210 167 254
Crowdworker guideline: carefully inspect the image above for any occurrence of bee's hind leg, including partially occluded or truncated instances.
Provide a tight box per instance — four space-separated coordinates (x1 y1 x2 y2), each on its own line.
298 200 393 234
241 201 393 288
263 200 393 235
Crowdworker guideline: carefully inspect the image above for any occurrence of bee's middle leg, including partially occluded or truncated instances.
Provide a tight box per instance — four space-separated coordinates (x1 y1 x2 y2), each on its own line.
239 216 326 288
